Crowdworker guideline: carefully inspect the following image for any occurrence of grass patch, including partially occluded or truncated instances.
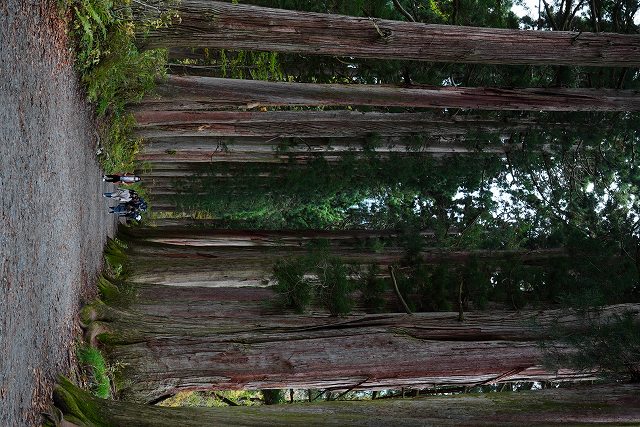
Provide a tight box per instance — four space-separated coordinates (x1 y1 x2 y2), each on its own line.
63 0 167 172
77 345 111 399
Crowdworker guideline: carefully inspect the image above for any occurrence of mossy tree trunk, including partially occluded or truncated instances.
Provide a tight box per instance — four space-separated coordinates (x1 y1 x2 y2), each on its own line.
135 1 640 67
90 294 639 403
53 378 640 426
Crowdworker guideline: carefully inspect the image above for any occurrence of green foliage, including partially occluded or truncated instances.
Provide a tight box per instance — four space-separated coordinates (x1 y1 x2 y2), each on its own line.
488 260 529 310
261 389 286 405
394 262 457 312
69 0 166 113
77 345 111 399
358 265 388 313
66 0 166 172
174 151 502 230
159 390 261 407
272 249 355 314
170 48 285 81
461 258 490 310
543 311 640 381
316 256 354 315
421 265 455 311
272 257 314 313
99 113 141 174
218 50 285 81
69 0 114 72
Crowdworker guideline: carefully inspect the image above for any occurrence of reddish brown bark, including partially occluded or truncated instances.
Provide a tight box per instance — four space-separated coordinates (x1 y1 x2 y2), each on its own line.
137 140 514 163
126 226 440 243
96 298 639 403
124 234 565 287
133 110 571 139
137 1 640 67
141 75 640 112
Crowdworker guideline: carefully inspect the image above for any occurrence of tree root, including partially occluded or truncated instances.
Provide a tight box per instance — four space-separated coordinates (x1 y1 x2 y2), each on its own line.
83 322 110 348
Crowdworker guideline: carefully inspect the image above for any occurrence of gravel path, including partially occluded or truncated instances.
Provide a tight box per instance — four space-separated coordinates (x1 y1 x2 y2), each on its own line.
0 1 117 425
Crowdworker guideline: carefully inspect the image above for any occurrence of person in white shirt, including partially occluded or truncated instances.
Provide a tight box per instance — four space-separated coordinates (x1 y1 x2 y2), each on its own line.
103 174 141 184
103 188 134 203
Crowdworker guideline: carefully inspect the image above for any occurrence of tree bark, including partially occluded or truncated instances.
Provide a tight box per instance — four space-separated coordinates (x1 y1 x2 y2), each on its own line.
123 235 565 287
137 146 513 163
54 378 640 426
125 226 440 244
133 110 573 139
140 75 640 112
136 134 521 163
91 298 639 403
136 1 640 67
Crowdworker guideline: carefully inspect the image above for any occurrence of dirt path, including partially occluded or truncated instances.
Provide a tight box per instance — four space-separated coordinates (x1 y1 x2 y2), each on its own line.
0 1 117 425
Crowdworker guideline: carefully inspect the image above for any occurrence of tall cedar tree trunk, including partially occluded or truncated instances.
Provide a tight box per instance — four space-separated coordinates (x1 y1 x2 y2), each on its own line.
136 135 522 163
140 75 640 112
88 294 639 403
133 110 577 139
135 1 640 67
124 226 441 244
123 233 565 287
124 229 405 286
54 378 640 426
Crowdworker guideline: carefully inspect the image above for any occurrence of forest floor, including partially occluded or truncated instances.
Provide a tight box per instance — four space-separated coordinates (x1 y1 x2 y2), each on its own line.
0 1 117 425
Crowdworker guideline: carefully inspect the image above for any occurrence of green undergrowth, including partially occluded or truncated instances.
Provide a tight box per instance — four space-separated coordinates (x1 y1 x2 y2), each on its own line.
62 0 167 172
159 390 262 407
77 345 112 399
261 389 286 405
104 237 128 279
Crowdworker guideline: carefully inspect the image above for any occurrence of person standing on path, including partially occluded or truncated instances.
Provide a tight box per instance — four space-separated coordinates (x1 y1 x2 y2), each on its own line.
103 173 141 184
103 188 135 203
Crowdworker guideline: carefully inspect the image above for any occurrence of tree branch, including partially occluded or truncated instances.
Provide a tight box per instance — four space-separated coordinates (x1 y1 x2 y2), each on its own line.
328 377 370 401
389 266 413 315
542 0 559 30
392 0 416 22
